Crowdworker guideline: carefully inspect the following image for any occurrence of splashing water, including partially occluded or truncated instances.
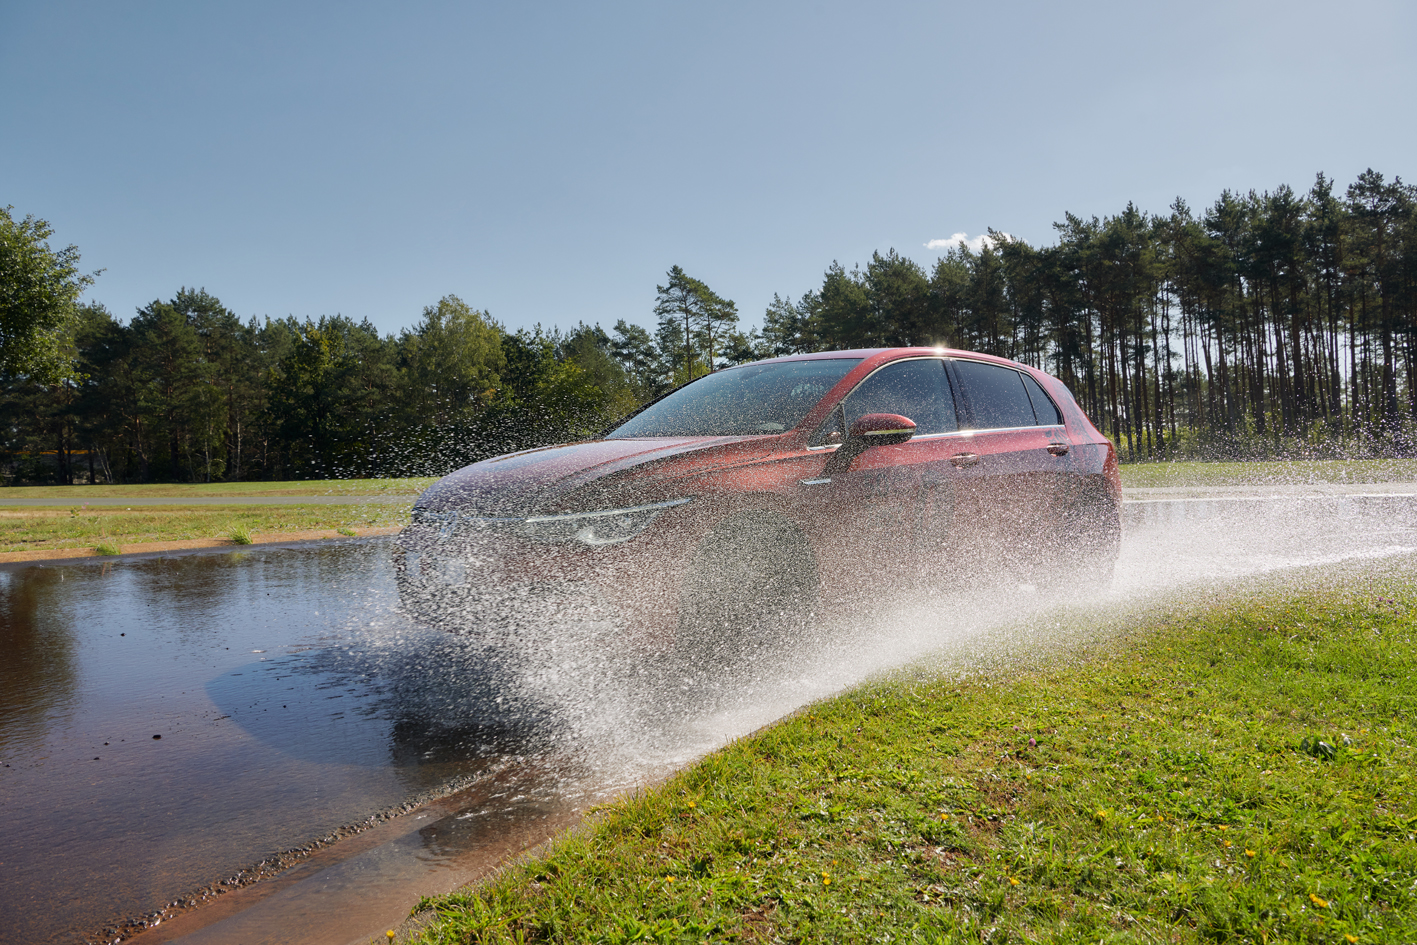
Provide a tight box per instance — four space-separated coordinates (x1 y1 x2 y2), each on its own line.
369 488 1417 796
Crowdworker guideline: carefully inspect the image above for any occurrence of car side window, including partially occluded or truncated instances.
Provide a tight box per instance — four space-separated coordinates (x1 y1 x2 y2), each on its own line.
951 360 1039 429
1021 374 1062 425
842 359 958 436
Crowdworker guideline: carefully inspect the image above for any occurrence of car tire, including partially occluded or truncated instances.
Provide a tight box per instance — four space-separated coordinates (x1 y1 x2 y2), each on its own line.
1058 483 1120 591
675 511 819 671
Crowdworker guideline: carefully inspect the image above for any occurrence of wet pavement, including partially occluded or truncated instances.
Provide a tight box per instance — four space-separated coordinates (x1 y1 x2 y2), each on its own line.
3 487 1417 944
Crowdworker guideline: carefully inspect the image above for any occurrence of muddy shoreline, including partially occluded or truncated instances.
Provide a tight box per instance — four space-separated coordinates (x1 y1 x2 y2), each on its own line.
87 759 553 945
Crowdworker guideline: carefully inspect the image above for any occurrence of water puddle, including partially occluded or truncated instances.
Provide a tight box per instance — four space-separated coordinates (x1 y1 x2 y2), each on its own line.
0 542 550 945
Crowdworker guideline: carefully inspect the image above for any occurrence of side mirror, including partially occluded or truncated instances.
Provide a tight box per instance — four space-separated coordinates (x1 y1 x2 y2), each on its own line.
824 413 916 476
848 413 916 446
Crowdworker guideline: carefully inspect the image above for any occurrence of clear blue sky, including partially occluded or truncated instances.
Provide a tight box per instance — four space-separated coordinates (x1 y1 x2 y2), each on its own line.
3 0 1413 338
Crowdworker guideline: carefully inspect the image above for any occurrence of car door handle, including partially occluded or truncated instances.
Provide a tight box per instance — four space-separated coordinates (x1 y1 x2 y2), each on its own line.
1046 443 1070 456
949 452 979 467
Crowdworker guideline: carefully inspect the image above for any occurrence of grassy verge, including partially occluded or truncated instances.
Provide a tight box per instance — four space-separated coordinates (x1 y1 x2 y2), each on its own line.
0 477 434 499
408 582 1417 944
1117 458 1417 488
0 504 409 553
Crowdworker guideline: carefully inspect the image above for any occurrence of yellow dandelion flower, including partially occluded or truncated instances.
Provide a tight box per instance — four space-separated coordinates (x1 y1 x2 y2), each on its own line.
1245 849 1256 858
387 932 396 941
1309 893 1328 908
666 875 675 883
823 875 831 886
687 801 696 808
1217 825 1227 831
1009 877 1020 886
1346 935 1358 943
1224 840 1232 848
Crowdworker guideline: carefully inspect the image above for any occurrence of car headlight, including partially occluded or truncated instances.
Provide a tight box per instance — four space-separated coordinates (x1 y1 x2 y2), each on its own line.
516 498 692 546
410 508 520 541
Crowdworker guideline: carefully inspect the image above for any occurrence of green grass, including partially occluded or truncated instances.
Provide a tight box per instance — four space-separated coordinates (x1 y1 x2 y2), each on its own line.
407 581 1417 944
93 541 121 556
229 525 254 544
0 476 434 499
0 504 409 553
1118 458 1417 489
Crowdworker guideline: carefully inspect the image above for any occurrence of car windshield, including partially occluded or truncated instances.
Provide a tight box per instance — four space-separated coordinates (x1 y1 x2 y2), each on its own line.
608 358 863 437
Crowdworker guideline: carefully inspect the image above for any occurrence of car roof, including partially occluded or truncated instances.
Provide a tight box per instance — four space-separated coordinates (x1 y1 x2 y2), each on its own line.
747 346 1030 371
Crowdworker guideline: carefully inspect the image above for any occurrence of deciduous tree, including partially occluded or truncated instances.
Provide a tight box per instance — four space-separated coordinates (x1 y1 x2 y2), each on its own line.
0 207 97 383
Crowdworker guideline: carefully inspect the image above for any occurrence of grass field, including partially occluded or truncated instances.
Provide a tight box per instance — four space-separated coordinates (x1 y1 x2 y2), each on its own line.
0 504 409 554
0 477 434 499
0 478 430 554
404 574 1417 944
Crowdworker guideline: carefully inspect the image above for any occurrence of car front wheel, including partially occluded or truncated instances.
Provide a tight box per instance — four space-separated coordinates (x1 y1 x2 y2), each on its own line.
675 511 819 671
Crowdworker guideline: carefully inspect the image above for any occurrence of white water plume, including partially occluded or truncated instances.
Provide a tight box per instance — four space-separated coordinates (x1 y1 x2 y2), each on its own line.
351 488 1417 800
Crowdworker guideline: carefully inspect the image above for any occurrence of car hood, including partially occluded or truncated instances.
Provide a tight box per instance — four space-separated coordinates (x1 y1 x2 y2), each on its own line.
414 436 768 515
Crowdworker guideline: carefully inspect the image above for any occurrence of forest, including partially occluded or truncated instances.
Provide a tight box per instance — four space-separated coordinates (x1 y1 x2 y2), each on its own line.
2 169 1415 484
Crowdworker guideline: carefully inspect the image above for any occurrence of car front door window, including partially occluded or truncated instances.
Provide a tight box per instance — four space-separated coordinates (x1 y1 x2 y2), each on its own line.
843 358 957 435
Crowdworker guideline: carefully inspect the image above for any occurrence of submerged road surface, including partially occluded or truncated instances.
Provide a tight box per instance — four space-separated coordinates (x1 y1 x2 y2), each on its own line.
2 485 1417 944
1 541 545 944
0 539 721 945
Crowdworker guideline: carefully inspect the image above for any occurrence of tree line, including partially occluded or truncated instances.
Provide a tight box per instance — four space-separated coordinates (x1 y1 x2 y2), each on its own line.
3 168 1414 484
754 170 1417 460
1 291 657 483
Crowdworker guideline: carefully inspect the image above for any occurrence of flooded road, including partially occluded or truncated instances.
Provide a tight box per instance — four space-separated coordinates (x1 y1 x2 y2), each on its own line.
3 487 1417 944
0 542 602 945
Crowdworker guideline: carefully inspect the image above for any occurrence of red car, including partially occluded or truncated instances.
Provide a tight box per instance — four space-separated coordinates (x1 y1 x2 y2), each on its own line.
394 347 1120 659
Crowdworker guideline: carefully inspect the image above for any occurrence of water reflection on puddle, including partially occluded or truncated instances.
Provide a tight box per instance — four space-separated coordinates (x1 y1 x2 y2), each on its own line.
0 541 567 945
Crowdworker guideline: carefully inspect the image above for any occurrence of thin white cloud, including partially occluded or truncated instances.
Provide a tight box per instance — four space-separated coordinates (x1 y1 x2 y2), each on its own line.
925 231 1010 253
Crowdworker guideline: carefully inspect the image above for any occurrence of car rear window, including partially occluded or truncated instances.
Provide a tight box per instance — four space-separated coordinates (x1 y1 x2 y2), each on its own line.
952 360 1039 429
1021 373 1062 425
608 358 863 437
